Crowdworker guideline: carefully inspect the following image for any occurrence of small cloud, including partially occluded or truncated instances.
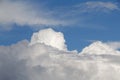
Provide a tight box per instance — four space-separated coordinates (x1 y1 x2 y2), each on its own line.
80 41 120 55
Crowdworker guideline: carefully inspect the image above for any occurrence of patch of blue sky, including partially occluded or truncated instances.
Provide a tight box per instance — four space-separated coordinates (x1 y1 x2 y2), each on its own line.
0 0 120 51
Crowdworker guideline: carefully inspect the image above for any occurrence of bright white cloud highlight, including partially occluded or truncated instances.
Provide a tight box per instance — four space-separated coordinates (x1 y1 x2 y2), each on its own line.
80 41 120 55
30 28 67 51
0 0 66 30
0 28 120 80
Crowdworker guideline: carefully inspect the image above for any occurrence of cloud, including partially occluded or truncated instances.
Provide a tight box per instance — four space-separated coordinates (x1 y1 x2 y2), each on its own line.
0 0 118 31
30 28 67 51
0 0 67 30
0 28 120 80
106 41 120 50
80 41 120 55
75 1 119 12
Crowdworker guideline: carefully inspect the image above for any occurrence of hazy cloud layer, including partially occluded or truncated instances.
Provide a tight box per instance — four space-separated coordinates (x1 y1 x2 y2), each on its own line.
0 28 120 80
0 0 119 30
0 0 67 30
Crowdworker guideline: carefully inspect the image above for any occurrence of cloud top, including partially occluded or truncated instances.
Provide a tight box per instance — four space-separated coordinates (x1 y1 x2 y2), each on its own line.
30 28 67 51
80 41 120 55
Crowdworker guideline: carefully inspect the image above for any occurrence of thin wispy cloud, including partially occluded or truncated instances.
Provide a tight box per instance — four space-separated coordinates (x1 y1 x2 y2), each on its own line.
56 1 120 17
75 1 119 12
46 1 120 30
0 0 67 30
0 0 119 30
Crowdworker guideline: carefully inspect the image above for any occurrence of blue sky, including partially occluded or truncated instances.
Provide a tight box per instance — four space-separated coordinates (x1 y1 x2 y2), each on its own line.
0 0 120 51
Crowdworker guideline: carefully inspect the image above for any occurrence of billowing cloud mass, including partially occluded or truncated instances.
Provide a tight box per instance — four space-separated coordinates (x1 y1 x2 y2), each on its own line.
0 28 120 80
30 28 67 51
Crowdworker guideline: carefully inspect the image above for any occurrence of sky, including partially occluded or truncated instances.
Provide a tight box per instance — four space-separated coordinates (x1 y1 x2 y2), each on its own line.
0 0 120 51
1 0 120 80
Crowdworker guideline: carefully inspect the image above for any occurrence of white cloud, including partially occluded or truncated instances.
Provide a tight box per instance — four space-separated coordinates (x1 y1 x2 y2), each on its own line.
80 41 120 55
0 28 120 80
0 0 67 30
0 1 118 31
75 1 119 12
106 41 120 50
30 28 67 51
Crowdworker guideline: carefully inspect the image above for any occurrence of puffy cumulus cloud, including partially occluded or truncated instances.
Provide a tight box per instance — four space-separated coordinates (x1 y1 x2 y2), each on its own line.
30 28 67 51
1 28 120 80
80 41 120 55
0 0 66 30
